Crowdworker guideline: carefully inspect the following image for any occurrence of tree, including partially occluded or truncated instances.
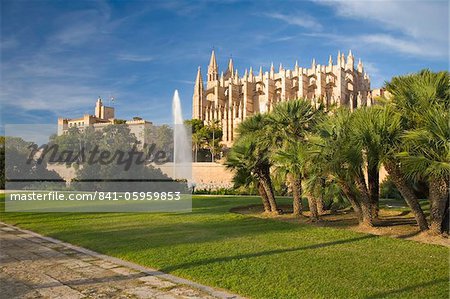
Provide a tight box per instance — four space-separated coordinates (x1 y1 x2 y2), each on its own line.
272 141 307 217
184 119 223 162
352 107 382 219
5 137 64 190
381 69 450 233
227 114 279 213
267 99 320 217
226 137 272 212
73 124 173 192
311 108 373 226
204 120 223 162
372 106 429 231
399 105 449 235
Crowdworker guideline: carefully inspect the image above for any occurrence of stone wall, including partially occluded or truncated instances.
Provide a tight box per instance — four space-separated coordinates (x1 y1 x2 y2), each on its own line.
155 162 234 190
47 162 387 191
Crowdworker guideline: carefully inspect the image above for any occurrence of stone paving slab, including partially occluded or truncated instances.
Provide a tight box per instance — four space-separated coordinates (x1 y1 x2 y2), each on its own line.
0 222 243 299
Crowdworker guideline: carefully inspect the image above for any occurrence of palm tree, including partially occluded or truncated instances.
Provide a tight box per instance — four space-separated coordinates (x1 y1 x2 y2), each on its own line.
352 107 382 219
311 108 373 226
272 140 307 217
267 99 320 217
381 69 450 233
369 105 429 231
226 138 271 212
227 114 279 213
399 105 449 234
191 131 206 162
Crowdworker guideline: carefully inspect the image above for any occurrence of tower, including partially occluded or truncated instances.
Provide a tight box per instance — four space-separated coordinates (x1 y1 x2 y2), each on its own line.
192 67 204 119
207 50 218 83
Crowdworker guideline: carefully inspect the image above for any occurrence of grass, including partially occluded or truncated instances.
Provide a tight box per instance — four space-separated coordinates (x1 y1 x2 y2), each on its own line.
1 194 448 298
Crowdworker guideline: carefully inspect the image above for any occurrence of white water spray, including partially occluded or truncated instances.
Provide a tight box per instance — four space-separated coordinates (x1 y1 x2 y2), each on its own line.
172 90 192 181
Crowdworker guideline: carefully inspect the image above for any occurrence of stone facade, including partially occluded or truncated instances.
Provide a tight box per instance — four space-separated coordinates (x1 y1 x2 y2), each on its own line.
193 50 377 147
57 98 152 145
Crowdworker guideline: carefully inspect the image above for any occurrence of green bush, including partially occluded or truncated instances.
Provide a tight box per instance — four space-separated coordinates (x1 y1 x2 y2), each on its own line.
380 176 403 200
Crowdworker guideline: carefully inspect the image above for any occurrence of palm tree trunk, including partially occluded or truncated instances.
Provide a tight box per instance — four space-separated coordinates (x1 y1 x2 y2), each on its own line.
428 178 449 235
368 163 379 219
288 173 303 216
259 168 278 213
316 197 325 215
257 181 271 213
307 196 319 221
340 181 363 222
384 161 429 231
194 145 198 162
355 171 373 227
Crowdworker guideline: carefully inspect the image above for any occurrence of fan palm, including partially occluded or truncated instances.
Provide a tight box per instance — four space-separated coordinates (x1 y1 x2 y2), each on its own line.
272 140 308 217
381 69 450 233
267 99 320 216
227 114 279 213
311 108 373 226
399 105 449 234
369 105 428 230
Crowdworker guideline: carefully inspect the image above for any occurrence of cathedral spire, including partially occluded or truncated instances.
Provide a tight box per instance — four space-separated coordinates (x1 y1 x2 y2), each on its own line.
270 62 274 78
228 58 234 75
195 66 203 89
328 55 333 66
279 63 283 72
223 57 234 81
357 58 363 72
346 50 354 70
193 66 204 119
208 50 218 81
208 50 218 71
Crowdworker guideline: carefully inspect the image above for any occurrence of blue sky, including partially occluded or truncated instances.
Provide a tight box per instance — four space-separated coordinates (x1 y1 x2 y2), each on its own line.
1 0 448 131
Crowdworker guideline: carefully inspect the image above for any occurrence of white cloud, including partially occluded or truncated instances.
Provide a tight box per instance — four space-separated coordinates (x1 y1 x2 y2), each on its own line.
315 0 448 58
263 12 323 30
117 54 154 62
319 1 447 41
360 34 446 58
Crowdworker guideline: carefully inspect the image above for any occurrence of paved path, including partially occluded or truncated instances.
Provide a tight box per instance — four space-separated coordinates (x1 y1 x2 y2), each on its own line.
0 222 242 299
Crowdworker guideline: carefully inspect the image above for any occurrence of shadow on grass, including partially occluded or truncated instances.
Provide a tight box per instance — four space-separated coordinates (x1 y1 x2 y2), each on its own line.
365 278 448 299
160 234 376 273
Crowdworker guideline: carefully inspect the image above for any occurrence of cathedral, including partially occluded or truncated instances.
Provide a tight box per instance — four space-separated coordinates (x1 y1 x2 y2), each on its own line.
192 50 376 147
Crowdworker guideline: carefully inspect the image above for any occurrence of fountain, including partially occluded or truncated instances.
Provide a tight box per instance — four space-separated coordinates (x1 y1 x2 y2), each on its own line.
172 90 192 182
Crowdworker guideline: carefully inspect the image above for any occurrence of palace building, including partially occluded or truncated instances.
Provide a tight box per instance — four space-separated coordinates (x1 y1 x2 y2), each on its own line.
57 97 152 146
192 50 381 147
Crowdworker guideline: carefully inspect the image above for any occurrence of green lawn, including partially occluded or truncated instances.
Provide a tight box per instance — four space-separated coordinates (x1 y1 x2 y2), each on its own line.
1 194 448 298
